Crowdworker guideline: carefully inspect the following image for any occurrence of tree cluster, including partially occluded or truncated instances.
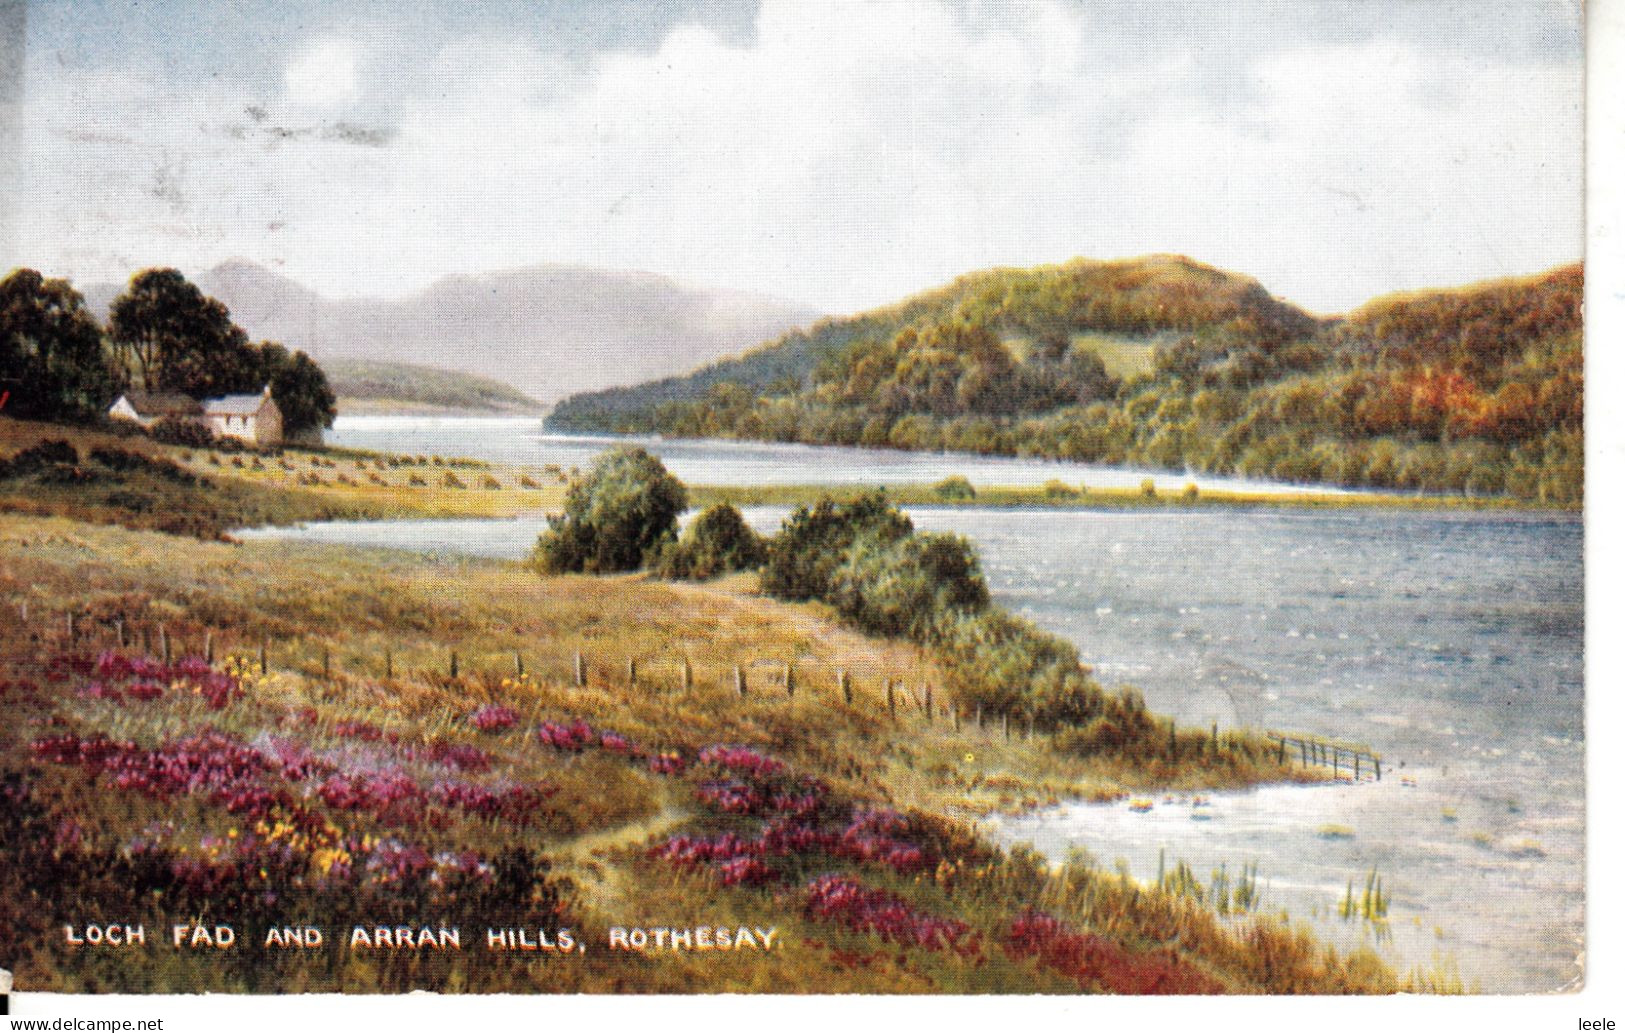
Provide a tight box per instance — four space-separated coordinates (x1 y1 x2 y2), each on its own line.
0 266 336 438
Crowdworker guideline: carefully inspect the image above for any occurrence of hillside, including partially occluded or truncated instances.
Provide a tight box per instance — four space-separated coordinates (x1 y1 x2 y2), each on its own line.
83 261 820 405
548 257 1582 504
548 254 1315 432
323 359 544 414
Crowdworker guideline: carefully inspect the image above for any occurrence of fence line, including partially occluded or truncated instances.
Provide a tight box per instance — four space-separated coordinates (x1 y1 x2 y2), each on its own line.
12 601 1382 765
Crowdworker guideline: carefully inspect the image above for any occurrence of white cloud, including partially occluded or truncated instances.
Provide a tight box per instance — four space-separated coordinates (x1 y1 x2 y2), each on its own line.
284 39 361 111
7 0 1583 316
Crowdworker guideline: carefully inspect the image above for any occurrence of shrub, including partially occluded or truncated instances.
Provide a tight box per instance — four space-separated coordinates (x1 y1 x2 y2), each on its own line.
87 447 196 485
931 475 976 501
531 447 687 574
1042 479 1078 500
151 417 214 447
827 532 989 640
934 608 1113 727
1183 482 1200 501
1140 478 1157 498
759 492 911 600
0 439 78 479
654 504 765 580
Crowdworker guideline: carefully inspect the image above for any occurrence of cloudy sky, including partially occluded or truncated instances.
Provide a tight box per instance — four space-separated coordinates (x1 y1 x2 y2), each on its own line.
0 0 1583 316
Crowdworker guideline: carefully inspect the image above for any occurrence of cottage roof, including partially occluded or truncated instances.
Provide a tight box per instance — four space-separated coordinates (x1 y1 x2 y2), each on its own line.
118 391 202 417
203 387 274 416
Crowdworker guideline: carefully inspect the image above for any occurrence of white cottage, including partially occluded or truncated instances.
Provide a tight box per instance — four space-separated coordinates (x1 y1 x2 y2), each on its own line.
107 390 204 428
203 385 282 446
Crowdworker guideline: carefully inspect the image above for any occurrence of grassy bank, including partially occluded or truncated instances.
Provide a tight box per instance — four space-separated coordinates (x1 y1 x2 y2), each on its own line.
692 480 1559 513
0 416 564 536
0 513 1437 994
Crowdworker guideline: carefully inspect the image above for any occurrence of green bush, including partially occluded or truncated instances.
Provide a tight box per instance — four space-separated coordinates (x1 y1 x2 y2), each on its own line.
826 531 989 640
932 475 977 501
532 446 687 574
1042 478 1079 500
934 608 1115 727
758 492 911 600
654 503 765 581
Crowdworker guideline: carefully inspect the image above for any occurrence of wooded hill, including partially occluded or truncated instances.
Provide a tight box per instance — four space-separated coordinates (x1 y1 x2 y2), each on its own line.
547 256 1582 503
324 359 544 414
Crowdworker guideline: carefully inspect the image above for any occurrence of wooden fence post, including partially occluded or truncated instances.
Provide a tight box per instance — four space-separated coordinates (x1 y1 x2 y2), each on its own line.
1168 719 1176 758
574 651 586 687
205 630 214 664
1211 722 1219 754
66 610 75 642
385 648 393 679
1354 753 1361 780
923 684 933 722
784 662 795 700
449 651 459 679
734 664 746 698
954 707 962 733
975 704 983 731
1002 712 1010 742
323 648 331 679
839 670 852 706
1373 755 1382 781
886 680 896 719
682 658 693 692
628 658 638 688
260 637 269 675
515 652 524 678
160 625 170 664
115 618 125 648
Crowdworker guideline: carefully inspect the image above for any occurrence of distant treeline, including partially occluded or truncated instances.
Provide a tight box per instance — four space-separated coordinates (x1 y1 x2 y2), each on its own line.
550 257 1582 504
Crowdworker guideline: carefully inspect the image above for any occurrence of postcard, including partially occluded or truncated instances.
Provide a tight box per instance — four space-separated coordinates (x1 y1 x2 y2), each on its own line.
0 0 1600 1021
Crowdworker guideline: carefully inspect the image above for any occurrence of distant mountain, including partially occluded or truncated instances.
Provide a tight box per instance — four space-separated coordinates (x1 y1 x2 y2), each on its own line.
81 260 820 404
321 359 545 414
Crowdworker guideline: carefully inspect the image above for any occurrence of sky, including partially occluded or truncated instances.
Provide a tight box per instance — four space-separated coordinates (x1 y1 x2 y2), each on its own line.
0 0 1585 316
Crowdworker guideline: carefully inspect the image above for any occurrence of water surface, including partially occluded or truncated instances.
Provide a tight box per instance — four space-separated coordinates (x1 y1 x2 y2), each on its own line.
256 420 1583 992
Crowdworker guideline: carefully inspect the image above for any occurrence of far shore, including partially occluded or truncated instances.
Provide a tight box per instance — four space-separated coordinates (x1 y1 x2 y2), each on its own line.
690 481 1571 513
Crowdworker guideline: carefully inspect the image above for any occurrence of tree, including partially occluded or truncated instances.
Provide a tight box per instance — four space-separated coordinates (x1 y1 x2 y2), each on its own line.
0 268 120 423
256 342 336 438
108 268 256 395
531 447 688 574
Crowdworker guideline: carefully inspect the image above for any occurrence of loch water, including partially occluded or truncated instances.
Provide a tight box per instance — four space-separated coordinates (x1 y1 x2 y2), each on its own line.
246 416 1583 991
